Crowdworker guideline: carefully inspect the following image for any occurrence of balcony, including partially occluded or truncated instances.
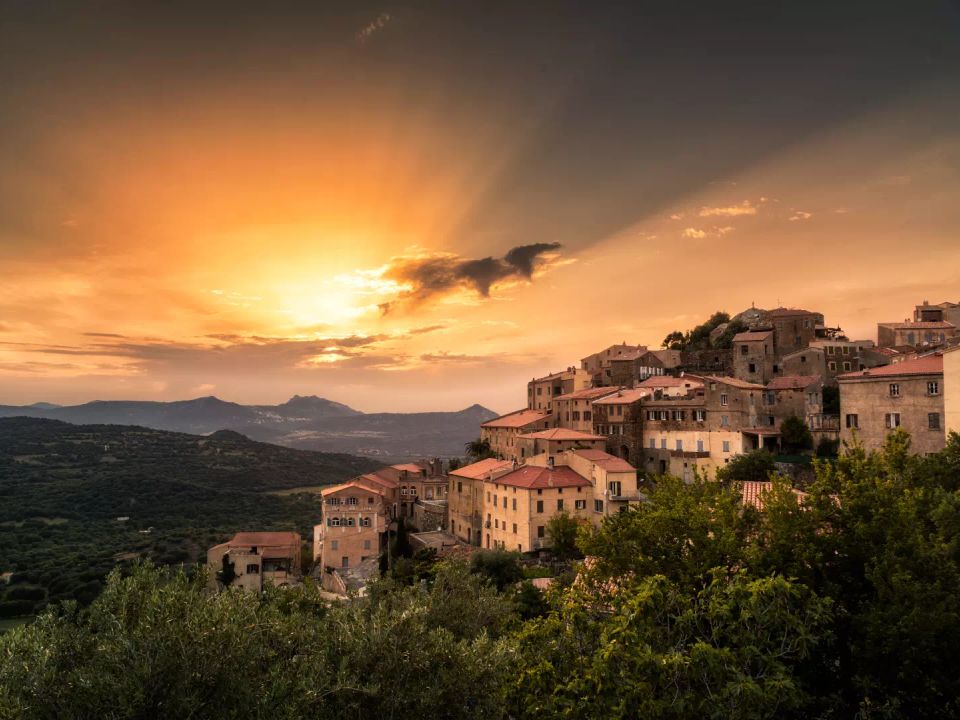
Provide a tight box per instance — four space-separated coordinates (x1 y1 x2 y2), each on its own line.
668 449 710 459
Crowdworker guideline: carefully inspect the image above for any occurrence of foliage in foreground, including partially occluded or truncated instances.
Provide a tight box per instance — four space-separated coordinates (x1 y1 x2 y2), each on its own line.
3 431 960 719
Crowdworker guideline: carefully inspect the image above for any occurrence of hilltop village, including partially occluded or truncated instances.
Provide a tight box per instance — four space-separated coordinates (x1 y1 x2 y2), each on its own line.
208 301 960 595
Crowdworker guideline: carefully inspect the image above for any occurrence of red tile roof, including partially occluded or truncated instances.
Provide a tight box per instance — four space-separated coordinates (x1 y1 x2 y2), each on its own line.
766 375 820 390
227 532 300 548
701 375 767 390
518 428 605 441
838 354 943 379
450 458 514 480
637 376 705 389
733 331 773 342
593 387 652 404
482 408 551 429
553 387 621 401
391 463 426 474
571 448 635 472
739 482 808 511
488 464 592 490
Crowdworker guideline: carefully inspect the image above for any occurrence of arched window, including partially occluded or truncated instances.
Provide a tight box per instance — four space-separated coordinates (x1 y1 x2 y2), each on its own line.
346 517 355 527
330 517 340 527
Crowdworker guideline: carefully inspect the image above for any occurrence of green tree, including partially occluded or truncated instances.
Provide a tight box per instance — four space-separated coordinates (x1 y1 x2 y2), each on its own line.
661 330 687 350
545 511 583 561
464 438 495 460
713 318 749 349
716 449 777 482
470 549 524 591
780 415 814 454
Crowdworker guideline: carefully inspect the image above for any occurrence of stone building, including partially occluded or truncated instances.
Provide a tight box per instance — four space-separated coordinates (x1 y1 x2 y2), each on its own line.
447 458 514 547
480 408 552 461
877 321 957 349
732 330 776 385
515 428 606 460
764 375 826 431
639 375 773 480
838 354 945 455
316 478 390 574
607 350 666 387
581 343 646 385
763 307 824 355
945 346 960 436
527 367 592 411
592 387 651 465
782 339 888 385
914 300 960 327
448 450 639 553
779 346 827 381
553 386 619 432
207 532 301 592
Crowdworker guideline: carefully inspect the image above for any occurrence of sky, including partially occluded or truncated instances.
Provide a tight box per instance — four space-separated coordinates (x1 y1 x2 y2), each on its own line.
1 0 960 414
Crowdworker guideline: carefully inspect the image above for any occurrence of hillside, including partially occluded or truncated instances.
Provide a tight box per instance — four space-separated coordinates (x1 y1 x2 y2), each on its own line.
0 417 382 616
0 395 498 459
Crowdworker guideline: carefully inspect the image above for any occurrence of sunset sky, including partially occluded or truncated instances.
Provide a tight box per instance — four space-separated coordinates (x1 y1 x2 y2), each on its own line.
2 1 960 413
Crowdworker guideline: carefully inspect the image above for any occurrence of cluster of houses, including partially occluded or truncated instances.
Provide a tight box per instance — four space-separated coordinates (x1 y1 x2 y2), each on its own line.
207 301 960 595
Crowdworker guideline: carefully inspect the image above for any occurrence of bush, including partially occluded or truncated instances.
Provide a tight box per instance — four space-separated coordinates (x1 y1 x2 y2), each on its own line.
716 450 776 482
470 550 524 591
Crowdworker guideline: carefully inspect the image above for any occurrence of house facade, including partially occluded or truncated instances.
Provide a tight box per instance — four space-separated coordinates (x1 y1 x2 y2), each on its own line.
207 532 302 592
481 409 552 460
838 355 945 454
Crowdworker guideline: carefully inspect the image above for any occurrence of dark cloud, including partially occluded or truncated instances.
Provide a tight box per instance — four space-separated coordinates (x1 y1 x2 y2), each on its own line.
408 325 447 335
380 243 563 313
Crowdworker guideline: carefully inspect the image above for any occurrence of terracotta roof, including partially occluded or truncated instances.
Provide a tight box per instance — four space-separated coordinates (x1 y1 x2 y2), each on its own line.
838 354 943 379
482 408 551 429
450 457 514 480
637 376 704 389
571 448 635 472
321 477 389 496
518 428 605 441
733 331 774 342
227 532 300 548
553 387 621 401
879 321 955 329
766 375 820 390
740 481 809 511
488 464 592 490
593 387 652 404
391 463 426 474
702 375 766 390
650 349 683 368
260 547 298 559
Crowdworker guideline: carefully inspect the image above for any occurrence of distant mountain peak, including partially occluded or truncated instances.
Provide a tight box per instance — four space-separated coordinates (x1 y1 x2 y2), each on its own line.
27 402 62 410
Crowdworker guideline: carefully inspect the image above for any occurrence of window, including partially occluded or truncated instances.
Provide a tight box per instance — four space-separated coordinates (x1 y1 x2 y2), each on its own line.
609 481 622 496
928 381 940 396
889 383 900 397
361 517 371 527
512 498 517 510
327 497 341 506
457 481 462 494
330 540 339 550
512 523 518 534
828 361 837 371
660 438 667 449
720 393 729 406
363 540 371 550
843 362 851 371
929 413 941 430
584 411 592 420
696 439 704 452
740 345 748 355
594 499 604 512
536 500 543 513
494 519 499 529
885 413 901 429
342 556 349 569
537 525 545 538
721 415 729 427
329 517 340 527
827 346 835 355
748 363 756 373
557 499 564 510
842 345 850 355
675 439 683 451
246 564 260 574
649 438 656 449
694 409 706 422
846 414 859 429
493 494 497 506
765 390 776 405
768 416 775 427
503 496 507 508
575 499 586 509
346 496 358 505
722 440 730 453
346 518 355 527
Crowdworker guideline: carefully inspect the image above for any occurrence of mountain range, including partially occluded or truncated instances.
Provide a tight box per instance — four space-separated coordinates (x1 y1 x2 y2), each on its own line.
0 395 498 460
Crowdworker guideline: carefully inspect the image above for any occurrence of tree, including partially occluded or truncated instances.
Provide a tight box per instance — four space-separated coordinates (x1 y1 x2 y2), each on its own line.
513 580 548 620
716 449 777 482
545 511 584 561
470 549 524 591
713 318 749 349
216 554 236 587
448 456 462 471
780 415 814 454
822 385 840 414
661 330 687 350
464 438 495 461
